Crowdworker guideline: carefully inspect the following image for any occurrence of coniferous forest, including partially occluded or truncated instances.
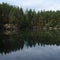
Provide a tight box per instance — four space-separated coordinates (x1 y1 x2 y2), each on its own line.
0 3 60 32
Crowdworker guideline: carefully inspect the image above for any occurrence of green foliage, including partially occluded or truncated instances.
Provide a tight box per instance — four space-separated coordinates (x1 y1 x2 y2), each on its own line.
0 2 60 31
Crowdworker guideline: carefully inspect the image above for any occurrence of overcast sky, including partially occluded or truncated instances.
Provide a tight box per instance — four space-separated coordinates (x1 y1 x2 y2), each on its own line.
0 0 60 11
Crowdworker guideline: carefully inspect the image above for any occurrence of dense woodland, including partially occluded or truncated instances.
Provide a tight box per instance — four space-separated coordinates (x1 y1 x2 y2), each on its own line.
0 3 60 32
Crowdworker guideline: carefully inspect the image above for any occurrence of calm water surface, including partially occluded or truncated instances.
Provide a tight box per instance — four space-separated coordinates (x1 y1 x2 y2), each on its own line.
0 30 60 60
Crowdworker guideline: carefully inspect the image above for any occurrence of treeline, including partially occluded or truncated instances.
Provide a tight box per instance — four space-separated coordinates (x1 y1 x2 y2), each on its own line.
0 3 60 31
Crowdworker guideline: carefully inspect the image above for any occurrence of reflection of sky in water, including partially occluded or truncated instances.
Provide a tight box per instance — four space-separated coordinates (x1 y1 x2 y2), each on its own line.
0 44 60 60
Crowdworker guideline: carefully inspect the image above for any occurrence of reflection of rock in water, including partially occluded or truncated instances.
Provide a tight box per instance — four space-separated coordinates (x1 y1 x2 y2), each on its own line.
4 30 16 35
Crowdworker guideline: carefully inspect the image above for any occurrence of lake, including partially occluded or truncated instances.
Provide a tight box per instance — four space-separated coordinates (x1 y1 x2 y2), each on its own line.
0 30 60 60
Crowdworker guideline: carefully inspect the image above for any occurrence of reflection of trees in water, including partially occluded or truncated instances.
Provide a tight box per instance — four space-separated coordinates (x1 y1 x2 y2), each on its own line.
0 30 60 54
0 34 24 54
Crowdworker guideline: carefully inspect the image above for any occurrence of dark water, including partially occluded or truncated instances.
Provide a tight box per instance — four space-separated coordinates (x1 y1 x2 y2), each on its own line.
0 30 60 60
